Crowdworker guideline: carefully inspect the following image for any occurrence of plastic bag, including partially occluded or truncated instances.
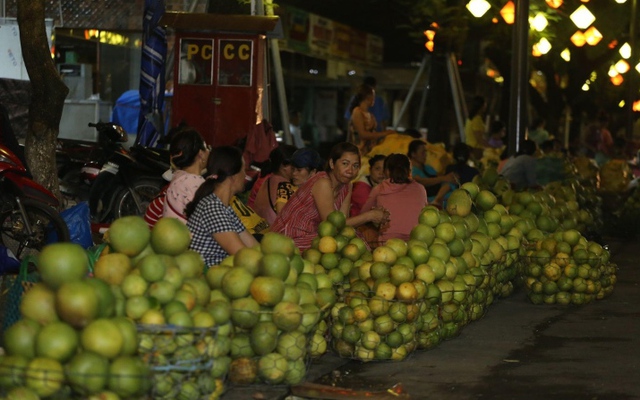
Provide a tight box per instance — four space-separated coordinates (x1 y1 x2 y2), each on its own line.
61 201 93 249
0 245 20 274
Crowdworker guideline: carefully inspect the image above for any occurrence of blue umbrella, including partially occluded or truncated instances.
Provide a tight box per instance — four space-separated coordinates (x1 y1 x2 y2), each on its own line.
136 0 167 147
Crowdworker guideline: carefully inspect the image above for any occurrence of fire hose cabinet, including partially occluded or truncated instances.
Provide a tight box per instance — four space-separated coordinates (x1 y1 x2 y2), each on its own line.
160 12 280 147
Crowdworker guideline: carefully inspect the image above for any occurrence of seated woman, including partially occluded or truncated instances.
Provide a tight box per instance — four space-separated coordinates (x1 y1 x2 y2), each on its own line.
361 153 427 242
446 143 479 185
274 147 323 214
252 145 297 225
408 140 457 207
271 142 389 250
350 154 386 217
163 128 210 223
501 139 538 190
186 146 259 267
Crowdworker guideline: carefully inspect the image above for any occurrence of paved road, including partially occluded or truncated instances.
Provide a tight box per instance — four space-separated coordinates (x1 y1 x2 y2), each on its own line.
223 237 640 399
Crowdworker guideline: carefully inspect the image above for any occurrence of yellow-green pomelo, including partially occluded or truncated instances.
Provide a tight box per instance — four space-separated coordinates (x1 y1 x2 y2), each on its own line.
81 319 124 359
446 189 473 217
231 297 261 329
56 280 100 330
476 190 497 211
37 242 89 289
233 247 263 275
35 321 78 363
107 356 149 397
108 216 150 257
259 253 291 281
206 266 231 290
137 254 166 283
66 351 110 395
250 276 285 306
25 357 64 397
272 302 303 332
221 267 254 299
20 283 58 326
261 232 296 257
150 217 190 256
174 250 205 278
94 253 132 286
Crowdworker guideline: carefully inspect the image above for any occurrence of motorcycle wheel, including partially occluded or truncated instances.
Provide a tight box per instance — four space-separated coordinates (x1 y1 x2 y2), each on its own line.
0 199 70 260
113 179 164 220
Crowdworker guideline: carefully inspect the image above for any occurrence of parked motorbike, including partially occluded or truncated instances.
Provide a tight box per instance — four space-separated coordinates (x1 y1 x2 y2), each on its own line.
0 144 70 259
57 122 128 204
89 139 170 223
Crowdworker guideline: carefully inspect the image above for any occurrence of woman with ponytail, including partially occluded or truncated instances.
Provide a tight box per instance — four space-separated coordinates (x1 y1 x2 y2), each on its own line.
186 146 258 267
163 128 210 223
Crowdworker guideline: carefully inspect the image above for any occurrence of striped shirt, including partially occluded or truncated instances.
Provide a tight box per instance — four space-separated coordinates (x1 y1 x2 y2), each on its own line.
270 171 349 250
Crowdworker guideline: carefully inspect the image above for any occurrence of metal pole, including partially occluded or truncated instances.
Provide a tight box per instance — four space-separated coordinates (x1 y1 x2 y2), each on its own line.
447 53 466 142
393 53 429 129
507 0 529 156
626 0 638 138
415 72 430 129
264 0 291 145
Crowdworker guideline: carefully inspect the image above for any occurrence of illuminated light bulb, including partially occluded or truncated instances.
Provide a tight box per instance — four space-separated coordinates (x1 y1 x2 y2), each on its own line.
633 100 640 112
570 31 586 47
584 26 602 46
619 100 626 108
500 1 515 24
581 83 590 91
615 0 627 3
611 74 624 86
545 0 562 8
608 65 619 78
531 13 549 32
619 43 631 59
561 48 571 62
570 5 595 29
636 62 640 74
615 59 630 74
537 38 552 55
466 0 491 18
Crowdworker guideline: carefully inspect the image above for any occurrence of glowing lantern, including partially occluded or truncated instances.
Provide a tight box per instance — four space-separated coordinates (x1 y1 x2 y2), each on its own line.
500 1 515 24
570 5 595 29
616 0 627 3
545 0 562 8
636 62 640 74
608 65 618 78
537 38 552 55
570 31 586 47
531 13 549 32
611 75 624 86
467 0 491 18
633 100 640 112
532 44 542 57
615 60 630 74
561 48 571 62
619 43 631 59
584 26 602 46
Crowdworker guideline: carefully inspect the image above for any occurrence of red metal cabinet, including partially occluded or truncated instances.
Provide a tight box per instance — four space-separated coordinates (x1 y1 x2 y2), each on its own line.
161 13 278 147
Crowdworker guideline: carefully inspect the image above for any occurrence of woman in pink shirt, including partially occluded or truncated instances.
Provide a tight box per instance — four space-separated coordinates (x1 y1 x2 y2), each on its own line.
350 154 386 217
361 153 427 242
163 129 210 223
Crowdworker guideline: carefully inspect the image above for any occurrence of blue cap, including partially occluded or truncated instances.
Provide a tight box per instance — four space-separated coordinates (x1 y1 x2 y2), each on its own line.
291 148 323 170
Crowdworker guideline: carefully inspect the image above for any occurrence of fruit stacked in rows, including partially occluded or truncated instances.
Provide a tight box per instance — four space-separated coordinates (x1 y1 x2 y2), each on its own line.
206 232 324 385
1 241 150 399
522 229 616 305
96 216 225 399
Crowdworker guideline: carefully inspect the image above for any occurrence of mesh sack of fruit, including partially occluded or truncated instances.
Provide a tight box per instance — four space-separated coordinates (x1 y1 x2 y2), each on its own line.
137 324 224 398
329 289 425 362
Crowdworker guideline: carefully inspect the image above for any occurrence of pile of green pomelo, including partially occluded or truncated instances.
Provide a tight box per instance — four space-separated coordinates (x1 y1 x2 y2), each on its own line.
0 159 617 397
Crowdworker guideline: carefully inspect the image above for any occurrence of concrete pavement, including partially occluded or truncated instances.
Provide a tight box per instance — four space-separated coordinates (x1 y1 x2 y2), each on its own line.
222 237 640 399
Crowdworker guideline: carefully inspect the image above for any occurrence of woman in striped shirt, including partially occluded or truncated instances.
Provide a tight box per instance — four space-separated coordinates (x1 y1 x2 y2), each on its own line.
270 142 389 250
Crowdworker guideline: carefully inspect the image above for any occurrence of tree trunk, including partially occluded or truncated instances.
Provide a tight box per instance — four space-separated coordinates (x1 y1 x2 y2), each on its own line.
17 0 69 203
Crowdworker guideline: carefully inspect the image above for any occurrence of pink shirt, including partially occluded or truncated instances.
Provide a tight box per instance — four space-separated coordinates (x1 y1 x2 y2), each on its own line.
361 179 427 242
253 174 289 225
163 170 204 223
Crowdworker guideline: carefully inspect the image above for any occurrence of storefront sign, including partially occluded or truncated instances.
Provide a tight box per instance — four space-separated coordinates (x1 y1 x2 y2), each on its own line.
179 38 214 85
218 39 253 86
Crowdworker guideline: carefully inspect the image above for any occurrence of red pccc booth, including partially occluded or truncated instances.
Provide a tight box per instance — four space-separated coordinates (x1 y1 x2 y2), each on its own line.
160 12 280 148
